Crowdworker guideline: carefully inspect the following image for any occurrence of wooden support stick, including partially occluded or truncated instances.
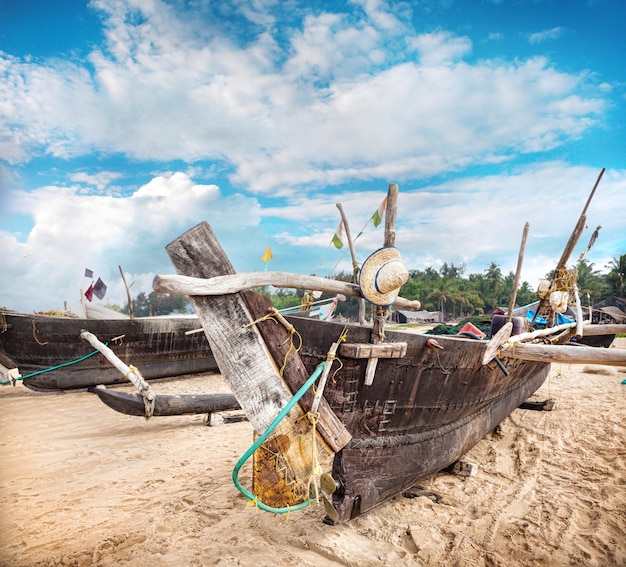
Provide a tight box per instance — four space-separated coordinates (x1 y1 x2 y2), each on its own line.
573 286 584 338
508 222 529 321
337 202 366 325
531 168 605 327
80 331 156 408
119 265 134 319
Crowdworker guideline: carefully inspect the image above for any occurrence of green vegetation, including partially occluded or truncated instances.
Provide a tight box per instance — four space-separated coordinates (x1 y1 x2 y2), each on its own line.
122 291 192 317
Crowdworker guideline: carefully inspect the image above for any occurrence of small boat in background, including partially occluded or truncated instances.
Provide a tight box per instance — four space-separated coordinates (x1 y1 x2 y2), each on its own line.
0 309 217 391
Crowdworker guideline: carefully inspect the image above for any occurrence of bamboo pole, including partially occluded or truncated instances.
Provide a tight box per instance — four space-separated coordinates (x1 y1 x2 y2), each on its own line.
530 168 605 327
556 168 605 272
507 222 529 321
153 271 422 310
337 202 366 326
573 286 584 338
580 324 626 336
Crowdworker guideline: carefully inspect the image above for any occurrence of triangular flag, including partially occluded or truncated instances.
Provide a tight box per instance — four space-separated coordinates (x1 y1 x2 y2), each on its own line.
262 246 273 264
84 283 94 302
93 277 107 300
371 196 388 228
332 220 344 249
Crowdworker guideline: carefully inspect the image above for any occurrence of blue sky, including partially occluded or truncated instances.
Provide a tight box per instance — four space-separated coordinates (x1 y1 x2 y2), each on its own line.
1 0 625 313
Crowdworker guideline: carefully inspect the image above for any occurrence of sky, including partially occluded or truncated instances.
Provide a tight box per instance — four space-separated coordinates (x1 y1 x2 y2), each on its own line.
1 0 625 314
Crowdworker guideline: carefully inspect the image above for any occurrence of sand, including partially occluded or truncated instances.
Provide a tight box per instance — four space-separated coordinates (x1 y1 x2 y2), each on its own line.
1 339 625 567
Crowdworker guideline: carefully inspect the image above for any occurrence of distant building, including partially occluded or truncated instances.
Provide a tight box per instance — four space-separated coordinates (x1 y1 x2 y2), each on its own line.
392 309 444 324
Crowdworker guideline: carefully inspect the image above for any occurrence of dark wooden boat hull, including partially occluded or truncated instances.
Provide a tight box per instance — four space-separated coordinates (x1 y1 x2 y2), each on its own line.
0 312 217 391
91 386 240 416
282 315 550 523
574 334 616 348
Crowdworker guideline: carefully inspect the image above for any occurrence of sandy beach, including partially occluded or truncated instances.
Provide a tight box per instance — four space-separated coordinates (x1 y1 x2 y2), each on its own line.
1 339 625 567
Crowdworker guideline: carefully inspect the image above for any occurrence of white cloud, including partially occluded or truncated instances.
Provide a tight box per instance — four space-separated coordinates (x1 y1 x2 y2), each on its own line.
407 30 473 65
266 163 626 289
69 171 123 190
0 173 261 311
0 3 607 196
529 26 566 45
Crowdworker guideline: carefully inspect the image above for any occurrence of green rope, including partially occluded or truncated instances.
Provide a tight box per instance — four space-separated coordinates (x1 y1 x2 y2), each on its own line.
0 346 105 386
232 362 326 515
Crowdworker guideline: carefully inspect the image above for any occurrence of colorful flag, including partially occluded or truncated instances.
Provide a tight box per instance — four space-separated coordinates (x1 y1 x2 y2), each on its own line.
84 268 94 278
332 220 344 249
262 246 273 264
93 277 107 300
84 283 94 302
371 196 388 227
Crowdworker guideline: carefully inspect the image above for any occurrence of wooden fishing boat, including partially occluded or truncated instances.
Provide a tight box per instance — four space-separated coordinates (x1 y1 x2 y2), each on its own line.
151 177 625 524
0 310 217 391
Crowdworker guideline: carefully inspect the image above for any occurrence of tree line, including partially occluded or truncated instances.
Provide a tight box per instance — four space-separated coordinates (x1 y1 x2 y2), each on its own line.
116 254 625 320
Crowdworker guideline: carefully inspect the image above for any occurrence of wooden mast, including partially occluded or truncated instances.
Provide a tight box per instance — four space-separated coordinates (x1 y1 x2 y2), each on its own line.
365 183 399 386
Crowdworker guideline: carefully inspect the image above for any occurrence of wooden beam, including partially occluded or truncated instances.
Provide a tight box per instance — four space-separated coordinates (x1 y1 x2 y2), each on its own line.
153 271 422 310
581 324 626 336
499 342 626 366
339 342 407 359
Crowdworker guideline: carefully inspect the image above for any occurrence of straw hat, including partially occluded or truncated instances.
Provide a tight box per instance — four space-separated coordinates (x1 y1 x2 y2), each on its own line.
359 247 409 306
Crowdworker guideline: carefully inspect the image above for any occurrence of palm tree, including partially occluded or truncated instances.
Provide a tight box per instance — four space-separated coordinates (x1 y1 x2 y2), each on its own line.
576 259 606 304
605 255 626 297
484 262 503 312
427 278 459 320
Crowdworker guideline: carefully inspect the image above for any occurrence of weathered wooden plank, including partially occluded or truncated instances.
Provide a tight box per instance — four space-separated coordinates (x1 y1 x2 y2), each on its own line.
164 222 293 432
339 342 407 359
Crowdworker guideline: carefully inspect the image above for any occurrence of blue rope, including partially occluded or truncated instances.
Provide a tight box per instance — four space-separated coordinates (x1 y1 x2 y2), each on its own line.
232 362 326 514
